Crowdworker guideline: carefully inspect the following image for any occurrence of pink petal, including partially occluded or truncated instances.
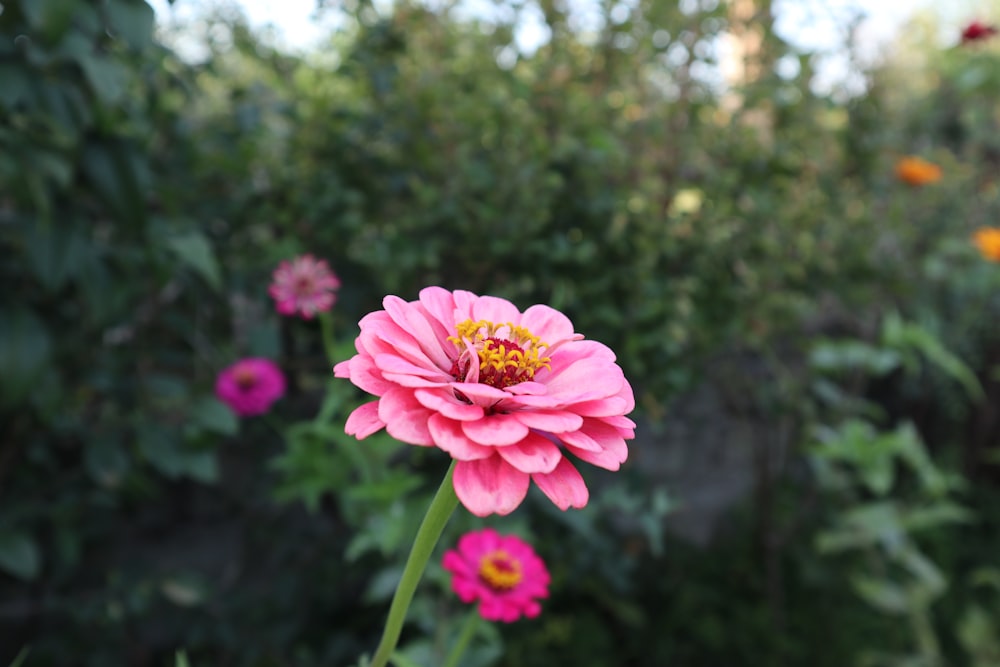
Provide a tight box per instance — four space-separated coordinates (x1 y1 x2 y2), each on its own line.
427 414 494 461
382 295 454 371
557 428 603 452
333 359 351 378
567 397 630 417
462 414 530 446
513 410 583 433
531 457 589 510
418 286 458 330
366 317 440 371
414 388 486 421
349 355 393 395
454 456 530 517
377 386 434 446
345 400 385 439
564 419 629 470
544 358 624 401
472 295 522 325
374 353 450 379
520 304 575 343
542 341 618 381
505 381 548 395
451 290 479 321
496 432 562 473
450 382 509 406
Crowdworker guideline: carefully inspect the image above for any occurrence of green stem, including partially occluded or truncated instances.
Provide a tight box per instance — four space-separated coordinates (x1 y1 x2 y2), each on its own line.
442 610 480 667
318 311 338 367
369 461 460 667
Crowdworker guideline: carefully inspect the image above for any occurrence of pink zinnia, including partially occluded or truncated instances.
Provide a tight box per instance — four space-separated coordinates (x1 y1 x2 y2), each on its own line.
961 20 997 43
268 254 341 319
333 287 636 516
442 528 550 623
215 358 286 417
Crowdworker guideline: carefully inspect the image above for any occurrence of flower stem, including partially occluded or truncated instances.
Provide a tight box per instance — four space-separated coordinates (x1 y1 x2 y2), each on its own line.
442 610 480 667
318 311 338 366
369 460 460 667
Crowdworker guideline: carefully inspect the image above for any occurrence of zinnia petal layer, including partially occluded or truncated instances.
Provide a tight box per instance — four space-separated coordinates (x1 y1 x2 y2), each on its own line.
336 287 636 516
442 528 550 623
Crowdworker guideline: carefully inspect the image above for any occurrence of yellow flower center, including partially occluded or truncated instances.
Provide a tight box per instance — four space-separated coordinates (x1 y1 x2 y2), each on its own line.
478 550 523 591
448 319 551 389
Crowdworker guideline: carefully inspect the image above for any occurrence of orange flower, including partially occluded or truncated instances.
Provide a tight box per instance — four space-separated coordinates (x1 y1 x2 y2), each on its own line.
972 227 1000 262
895 156 942 186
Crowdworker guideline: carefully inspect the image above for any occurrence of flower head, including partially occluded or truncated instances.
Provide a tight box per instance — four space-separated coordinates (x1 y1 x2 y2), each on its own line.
973 226 1000 262
269 254 341 319
961 20 997 43
215 358 286 417
334 287 636 516
895 156 942 187
442 528 550 622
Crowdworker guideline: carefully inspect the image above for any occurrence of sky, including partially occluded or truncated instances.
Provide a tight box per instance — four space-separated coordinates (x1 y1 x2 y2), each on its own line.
146 0 956 93
146 0 931 52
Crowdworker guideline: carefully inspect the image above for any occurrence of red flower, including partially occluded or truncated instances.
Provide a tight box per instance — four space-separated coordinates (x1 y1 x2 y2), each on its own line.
961 20 997 43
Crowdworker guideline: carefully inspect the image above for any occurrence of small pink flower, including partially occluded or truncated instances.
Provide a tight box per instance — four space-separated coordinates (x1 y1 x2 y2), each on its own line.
961 20 997 43
442 528 550 623
268 255 341 319
334 287 636 517
215 358 286 417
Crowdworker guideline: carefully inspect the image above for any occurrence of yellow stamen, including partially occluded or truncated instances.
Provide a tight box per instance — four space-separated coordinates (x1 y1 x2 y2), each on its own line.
448 319 551 388
478 550 523 591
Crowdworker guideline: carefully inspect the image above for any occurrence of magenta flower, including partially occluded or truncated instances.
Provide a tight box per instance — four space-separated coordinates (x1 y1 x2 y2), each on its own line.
442 528 550 622
333 287 635 516
268 254 341 319
215 358 286 417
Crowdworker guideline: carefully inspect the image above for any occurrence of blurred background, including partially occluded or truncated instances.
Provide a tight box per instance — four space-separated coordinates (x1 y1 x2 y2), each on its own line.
2 0 1000 665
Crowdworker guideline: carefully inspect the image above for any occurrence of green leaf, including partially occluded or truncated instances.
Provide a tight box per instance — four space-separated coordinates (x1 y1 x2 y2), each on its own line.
84 436 130 488
82 141 147 223
79 55 128 105
851 576 909 615
24 221 90 291
105 0 155 50
7 647 31 667
21 0 76 42
174 651 192 667
138 428 217 482
0 532 41 581
166 232 222 290
190 397 238 436
0 308 52 408
0 64 35 110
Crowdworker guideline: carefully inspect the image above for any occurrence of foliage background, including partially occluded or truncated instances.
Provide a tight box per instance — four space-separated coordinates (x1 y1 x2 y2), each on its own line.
1 0 999 665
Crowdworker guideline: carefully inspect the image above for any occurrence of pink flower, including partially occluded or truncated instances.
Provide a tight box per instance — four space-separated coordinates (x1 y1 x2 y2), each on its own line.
333 287 636 517
215 358 286 417
961 20 997 43
442 528 550 622
268 255 341 319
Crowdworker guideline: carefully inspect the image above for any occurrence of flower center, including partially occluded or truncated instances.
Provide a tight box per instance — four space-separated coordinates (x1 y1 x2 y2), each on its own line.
233 366 257 390
478 550 523 591
448 319 551 389
294 275 314 293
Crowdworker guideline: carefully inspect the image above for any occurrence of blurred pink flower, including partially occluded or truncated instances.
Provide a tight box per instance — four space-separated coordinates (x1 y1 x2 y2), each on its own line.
215 358 286 417
961 20 997 43
269 255 341 319
442 528 549 623
334 287 635 516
